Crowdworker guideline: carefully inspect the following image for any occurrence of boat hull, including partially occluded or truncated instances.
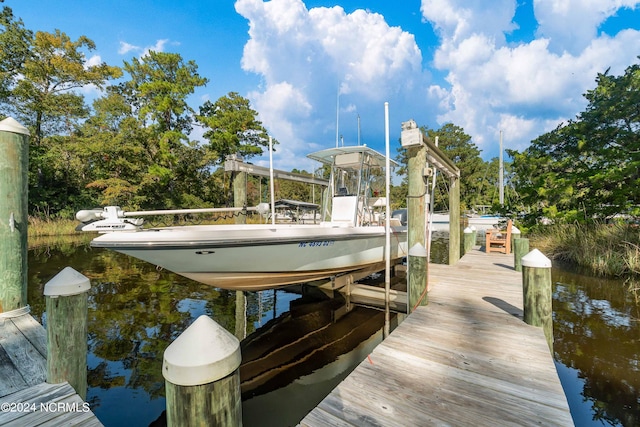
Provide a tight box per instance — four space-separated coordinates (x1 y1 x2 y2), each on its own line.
92 223 407 291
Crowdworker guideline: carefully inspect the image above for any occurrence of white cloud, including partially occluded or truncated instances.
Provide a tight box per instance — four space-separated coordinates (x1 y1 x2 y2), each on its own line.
85 54 103 68
421 0 640 157
421 0 517 45
235 0 429 170
234 0 639 166
141 39 171 56
118 39 171 57
118 41 139 55
534 0 640 54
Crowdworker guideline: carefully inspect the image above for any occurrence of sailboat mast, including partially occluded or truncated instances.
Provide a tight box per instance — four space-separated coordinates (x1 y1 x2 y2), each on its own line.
499 130 504 206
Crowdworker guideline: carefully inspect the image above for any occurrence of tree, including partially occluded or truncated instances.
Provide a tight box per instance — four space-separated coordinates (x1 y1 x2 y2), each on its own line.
76 92 149 208
197 92 270 164
119 51 207 134
111 51 209 209
10 29 121 144
511 59 640 224
3 28 122 216
0 6 32 105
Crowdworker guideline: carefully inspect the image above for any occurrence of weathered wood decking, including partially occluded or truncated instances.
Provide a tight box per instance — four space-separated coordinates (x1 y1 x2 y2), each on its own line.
0 312 102 426
300 248 574 426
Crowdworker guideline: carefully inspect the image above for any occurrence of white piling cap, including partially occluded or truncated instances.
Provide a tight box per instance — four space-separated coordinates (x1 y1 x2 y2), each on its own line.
43 267 91 297
0 117 30 135
163 315 241 386
408 242 428 257
463 227 473 233
521 248 552 268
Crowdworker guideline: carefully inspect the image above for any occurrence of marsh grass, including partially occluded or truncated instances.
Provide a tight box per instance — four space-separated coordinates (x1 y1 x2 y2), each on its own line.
28 216 78 237
530 222 640 278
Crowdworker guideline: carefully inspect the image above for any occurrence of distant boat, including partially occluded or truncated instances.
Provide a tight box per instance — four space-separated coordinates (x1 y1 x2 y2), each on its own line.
77 146 408 291
392 209 504 232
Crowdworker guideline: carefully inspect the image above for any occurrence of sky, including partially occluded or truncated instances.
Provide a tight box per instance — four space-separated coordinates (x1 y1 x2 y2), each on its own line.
7 0 640 173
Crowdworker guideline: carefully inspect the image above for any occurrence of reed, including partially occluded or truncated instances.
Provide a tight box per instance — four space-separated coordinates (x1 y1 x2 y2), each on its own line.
529 222 640 278
28 216 78 237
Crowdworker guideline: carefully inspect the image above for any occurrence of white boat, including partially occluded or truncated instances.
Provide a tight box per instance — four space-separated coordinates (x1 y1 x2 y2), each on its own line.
398 211 505 232
76 146 408 291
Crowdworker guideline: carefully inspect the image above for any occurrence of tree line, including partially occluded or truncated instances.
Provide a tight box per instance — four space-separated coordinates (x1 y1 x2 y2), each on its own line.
3 5 636 226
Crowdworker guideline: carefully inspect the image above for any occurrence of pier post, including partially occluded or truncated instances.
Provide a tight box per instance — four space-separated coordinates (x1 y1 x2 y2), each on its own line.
448 176 460 264
406 144 427 252
44 267 91 400
401 123 428 310
163 315 242 427
463 226 476 254
511 225 521 248
0 118 30 313
233 171 247 225
513 238 529 272
521 249 553 351
408 243 428 312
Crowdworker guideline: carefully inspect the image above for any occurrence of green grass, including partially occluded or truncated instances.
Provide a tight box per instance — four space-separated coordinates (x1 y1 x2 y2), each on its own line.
28 216 78 237
529 222 640 278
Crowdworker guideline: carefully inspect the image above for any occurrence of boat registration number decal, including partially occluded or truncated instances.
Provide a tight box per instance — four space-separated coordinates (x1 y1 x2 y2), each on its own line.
299 240 335 248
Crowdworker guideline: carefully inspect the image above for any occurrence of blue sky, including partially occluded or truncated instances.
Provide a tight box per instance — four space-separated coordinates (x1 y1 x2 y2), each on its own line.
7 0 640 172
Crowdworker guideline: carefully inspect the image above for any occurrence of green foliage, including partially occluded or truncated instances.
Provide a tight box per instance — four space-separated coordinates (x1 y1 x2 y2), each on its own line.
11 29 121 143
197 92 271 164
511 58 640 224
119 51 207 134
0 6 32 103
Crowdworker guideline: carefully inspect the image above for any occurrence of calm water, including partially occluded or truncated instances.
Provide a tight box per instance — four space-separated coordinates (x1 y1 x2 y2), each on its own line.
27 237 639 426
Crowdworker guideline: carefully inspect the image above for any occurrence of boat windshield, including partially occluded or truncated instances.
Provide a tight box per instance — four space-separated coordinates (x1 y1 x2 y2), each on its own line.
307 146 392 225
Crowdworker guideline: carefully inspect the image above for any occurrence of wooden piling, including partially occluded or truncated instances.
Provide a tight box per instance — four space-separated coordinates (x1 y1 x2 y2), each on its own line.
401 125 428 315
521 249 553 351
233 171 247 225
511 225 521 248
408 243 428 312
448 176 460 264
406 144 427 251
0 118 30 313
513 237 529 272
44 267 91 400
163 315 242 427
463 226 476 254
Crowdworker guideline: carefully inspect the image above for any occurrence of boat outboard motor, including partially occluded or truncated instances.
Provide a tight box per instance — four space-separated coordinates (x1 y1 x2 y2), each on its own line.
76 206 143 232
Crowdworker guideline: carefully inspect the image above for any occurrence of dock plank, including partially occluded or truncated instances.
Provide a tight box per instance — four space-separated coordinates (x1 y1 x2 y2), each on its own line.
300 248 573 426
0 315 47 393
0 314 103 426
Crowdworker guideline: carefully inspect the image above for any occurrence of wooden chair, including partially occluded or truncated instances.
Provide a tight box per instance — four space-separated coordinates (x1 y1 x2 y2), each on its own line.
485 219 513 254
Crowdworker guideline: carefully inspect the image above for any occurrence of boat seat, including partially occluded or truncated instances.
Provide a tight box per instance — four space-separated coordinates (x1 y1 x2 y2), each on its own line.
330 195 357 226
485 219 512 254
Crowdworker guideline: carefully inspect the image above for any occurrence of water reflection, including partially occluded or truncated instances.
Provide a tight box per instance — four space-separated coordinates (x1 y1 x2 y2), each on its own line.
27 239 393 426
553 267 640 427
26 238 640 426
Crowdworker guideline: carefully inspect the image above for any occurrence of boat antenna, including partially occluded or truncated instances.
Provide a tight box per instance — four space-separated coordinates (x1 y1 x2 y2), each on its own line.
335 89 340 148
357 114 361 145
499 130 504 206
269 136 276 225
384 101 391 338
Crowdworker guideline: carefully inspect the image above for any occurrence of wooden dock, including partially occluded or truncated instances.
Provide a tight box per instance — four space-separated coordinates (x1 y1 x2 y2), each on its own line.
0 311 102 426
300 248 574 426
